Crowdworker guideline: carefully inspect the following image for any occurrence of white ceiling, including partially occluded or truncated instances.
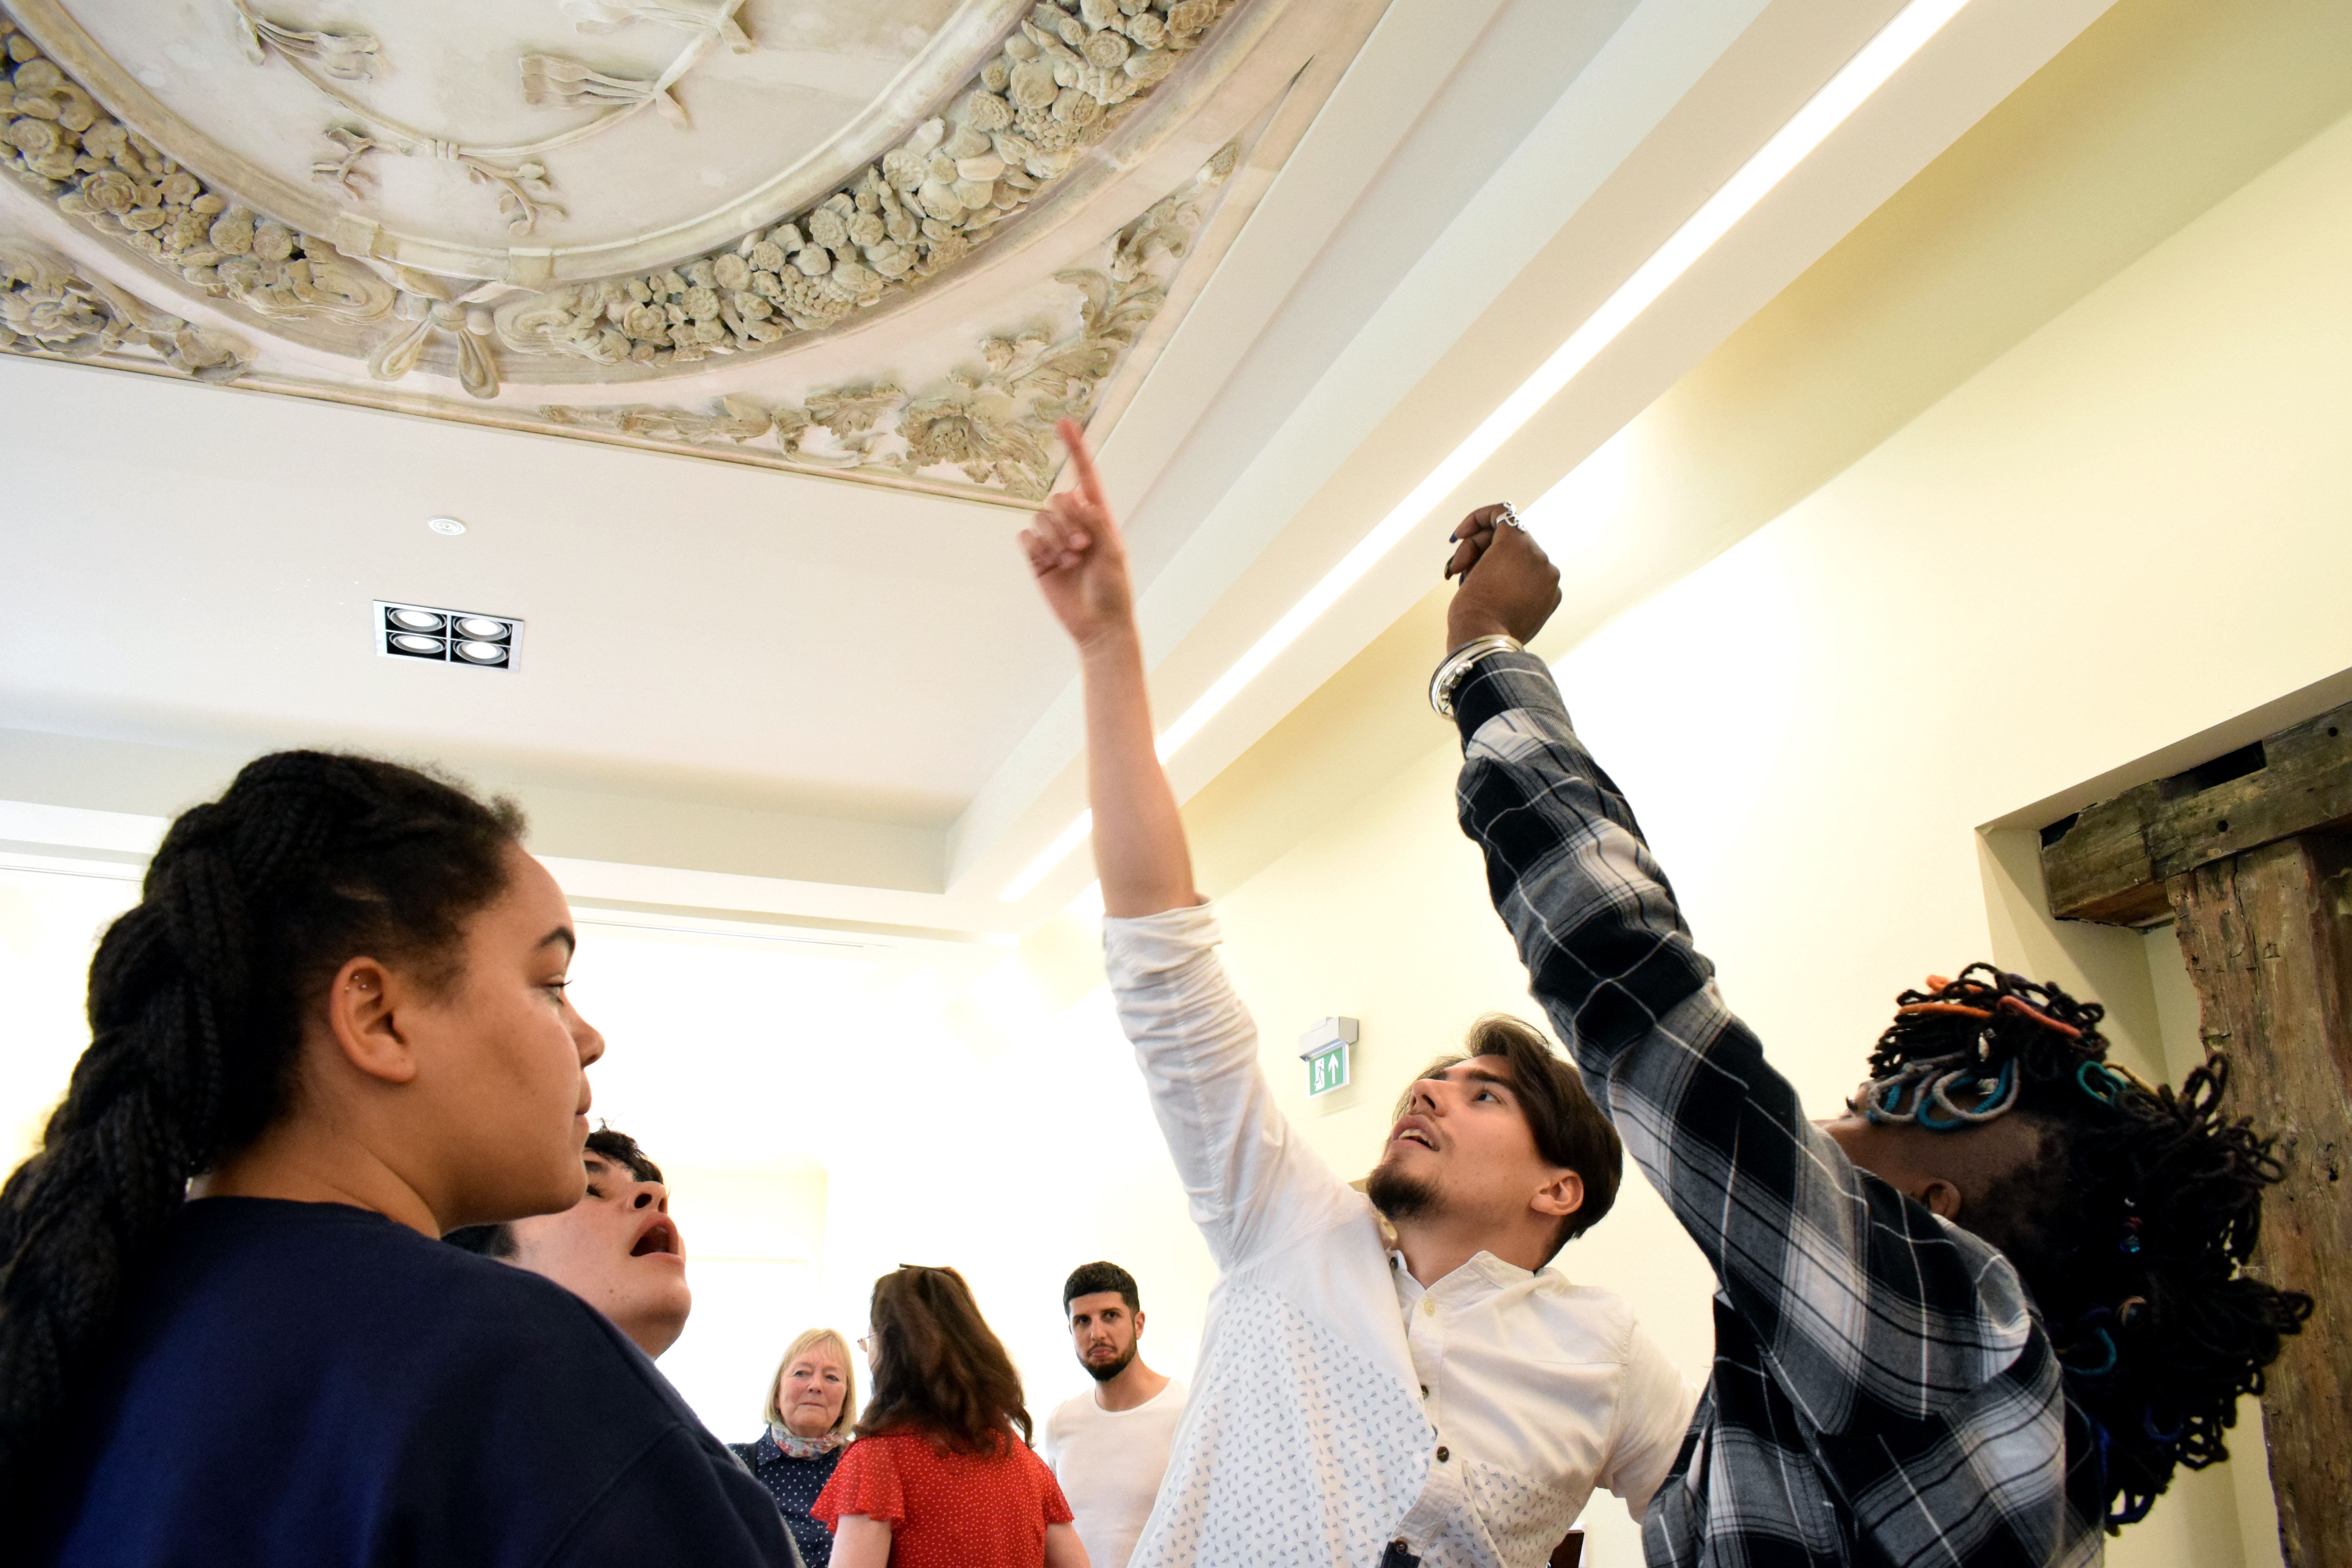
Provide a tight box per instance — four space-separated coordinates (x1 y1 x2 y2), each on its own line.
0 0 2121 935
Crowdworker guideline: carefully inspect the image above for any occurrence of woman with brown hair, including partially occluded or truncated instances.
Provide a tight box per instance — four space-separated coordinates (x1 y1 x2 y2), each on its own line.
814 1266 1088 1568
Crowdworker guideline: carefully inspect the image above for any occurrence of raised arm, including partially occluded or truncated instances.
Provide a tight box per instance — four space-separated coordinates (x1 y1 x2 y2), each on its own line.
1439 518 2032 1421
1018 418 1197 918
1017 423 1356 1267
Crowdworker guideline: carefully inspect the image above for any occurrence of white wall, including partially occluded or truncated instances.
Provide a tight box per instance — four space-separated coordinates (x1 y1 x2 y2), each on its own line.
0 860 1210 1445
0 860 141 1160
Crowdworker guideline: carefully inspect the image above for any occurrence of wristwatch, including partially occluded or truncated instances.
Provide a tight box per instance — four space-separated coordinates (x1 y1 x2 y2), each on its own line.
1428 633 1522 719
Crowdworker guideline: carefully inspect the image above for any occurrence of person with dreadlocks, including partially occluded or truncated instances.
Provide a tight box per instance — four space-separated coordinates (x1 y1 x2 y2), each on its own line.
1433 508 2309 1565
0 752 801 1568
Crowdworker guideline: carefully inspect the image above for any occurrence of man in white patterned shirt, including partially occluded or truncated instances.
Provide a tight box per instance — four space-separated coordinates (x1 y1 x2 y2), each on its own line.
1018 423 1697 1568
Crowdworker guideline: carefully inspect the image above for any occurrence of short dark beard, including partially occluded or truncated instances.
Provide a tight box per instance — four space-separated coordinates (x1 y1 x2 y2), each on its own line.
1365 1158 1440 1223
1081 1341 1137 1384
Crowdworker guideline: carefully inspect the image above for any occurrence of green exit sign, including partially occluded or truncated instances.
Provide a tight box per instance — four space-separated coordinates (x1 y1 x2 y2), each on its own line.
1308 1049 1348 1096
1299 1017 1359 1098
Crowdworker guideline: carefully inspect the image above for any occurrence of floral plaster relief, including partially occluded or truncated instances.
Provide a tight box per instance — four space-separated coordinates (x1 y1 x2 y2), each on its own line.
0 236 248 379
0 0 1385 503
73 0 972 253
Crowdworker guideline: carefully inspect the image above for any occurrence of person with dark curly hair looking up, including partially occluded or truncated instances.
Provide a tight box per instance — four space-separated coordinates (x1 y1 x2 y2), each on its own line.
446 1124 693 1360
0 751 801 1568
1429 506 2310 1566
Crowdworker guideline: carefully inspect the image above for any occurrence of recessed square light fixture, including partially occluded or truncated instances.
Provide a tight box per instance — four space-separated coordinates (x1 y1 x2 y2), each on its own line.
376 601 522 671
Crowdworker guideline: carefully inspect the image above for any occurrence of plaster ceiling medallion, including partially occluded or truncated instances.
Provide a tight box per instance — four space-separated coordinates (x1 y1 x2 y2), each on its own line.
0 0 1382 503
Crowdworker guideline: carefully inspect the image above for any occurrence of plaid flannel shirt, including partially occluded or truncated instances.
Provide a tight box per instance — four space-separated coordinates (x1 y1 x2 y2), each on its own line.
1449 651 2102 1568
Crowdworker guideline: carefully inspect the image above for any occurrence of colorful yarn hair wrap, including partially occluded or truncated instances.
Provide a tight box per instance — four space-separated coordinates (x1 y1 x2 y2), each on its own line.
1844 962 2310 1534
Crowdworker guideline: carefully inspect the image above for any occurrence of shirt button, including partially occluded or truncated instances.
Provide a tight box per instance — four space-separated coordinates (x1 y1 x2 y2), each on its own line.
1421 1298 1436 1317
1436 1446 1450 1462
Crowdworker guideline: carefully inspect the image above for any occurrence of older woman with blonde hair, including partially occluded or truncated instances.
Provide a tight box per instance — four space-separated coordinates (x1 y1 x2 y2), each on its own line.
733 1327 859 1566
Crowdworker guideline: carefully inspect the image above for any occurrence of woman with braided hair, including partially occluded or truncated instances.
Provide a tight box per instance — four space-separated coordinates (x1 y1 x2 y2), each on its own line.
1436 508 2308 1564
1 751 800 1568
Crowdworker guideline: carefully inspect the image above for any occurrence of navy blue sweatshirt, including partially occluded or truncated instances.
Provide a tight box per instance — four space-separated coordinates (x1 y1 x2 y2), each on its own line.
41 1196 799 1568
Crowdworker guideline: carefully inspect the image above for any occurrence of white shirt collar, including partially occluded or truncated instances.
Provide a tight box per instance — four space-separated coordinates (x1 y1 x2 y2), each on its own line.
1390 1247 1541 1306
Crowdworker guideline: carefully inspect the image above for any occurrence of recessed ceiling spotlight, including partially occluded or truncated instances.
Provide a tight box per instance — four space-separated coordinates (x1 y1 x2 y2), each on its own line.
376 601 522 671
427 517 467 536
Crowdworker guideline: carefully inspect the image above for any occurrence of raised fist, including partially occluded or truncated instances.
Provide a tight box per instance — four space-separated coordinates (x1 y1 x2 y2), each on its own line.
1444 504 1561 650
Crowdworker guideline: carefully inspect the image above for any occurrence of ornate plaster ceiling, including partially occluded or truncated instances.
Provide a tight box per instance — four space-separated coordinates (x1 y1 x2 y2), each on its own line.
0 0 1382 502
0 0 2132 939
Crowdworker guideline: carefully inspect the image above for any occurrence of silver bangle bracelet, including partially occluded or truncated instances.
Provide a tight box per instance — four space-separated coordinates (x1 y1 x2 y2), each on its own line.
1428 633 1522 719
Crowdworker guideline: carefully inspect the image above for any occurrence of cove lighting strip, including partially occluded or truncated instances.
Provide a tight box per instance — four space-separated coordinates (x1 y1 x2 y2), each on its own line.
999 0 1974 904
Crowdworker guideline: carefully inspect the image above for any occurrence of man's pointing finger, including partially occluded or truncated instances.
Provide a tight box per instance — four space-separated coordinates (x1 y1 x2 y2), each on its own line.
1057 416 1109 513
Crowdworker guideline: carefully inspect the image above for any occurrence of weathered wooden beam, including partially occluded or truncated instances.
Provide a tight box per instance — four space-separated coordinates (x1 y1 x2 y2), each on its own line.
2041 699 2352 924
2169 834 2352 1568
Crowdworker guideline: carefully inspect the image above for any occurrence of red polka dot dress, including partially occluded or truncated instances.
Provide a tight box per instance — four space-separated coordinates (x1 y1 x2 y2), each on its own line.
813 1429 1075 1568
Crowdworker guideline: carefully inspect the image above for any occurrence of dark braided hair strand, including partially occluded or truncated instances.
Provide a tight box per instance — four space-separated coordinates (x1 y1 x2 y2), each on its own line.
0 751 524 1504
1860 963 2312 1532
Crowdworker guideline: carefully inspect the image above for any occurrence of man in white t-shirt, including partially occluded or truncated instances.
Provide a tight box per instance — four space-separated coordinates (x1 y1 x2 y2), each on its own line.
1044 1262 1189 1568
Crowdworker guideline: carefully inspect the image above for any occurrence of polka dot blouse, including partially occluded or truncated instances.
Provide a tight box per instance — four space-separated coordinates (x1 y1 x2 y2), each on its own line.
813 1430 1074 1568
730 1431 843 1566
